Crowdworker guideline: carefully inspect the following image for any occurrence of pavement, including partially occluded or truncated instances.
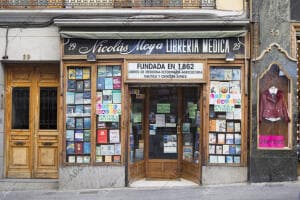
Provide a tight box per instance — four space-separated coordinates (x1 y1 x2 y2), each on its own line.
0 180 299 200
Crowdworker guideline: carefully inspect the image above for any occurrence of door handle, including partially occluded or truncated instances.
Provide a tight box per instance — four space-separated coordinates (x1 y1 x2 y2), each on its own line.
42 142 54 146
14 141 25 146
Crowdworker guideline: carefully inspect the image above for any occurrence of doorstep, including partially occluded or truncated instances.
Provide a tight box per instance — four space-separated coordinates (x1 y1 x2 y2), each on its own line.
0 179 58 191
129 178 199 188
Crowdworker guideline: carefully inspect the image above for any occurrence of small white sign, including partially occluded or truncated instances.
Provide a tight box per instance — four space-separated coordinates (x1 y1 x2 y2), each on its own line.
127 62 204 82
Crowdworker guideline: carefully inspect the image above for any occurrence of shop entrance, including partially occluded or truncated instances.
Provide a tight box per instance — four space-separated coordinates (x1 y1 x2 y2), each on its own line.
129 86 201 183
5 64 60 178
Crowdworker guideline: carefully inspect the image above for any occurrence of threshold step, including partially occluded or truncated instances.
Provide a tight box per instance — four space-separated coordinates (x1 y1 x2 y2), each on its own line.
0 179 58 191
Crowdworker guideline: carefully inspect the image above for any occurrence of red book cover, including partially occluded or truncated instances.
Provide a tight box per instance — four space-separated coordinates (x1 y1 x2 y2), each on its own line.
113 77 121 89
75 142 83 154
97 129 108 143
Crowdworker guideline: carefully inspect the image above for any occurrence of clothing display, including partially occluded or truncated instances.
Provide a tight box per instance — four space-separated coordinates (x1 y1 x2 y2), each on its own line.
259 88 290 123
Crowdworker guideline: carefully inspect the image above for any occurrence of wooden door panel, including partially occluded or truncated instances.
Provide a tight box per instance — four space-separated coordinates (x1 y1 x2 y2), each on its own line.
8 66 34 84
38 65 59 83
147 160 178 179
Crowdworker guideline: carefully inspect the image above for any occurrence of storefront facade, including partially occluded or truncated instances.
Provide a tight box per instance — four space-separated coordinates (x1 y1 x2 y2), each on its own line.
58 36 249 188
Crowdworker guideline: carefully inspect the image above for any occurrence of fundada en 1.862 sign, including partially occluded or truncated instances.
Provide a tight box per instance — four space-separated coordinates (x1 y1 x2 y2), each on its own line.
127 62 204 82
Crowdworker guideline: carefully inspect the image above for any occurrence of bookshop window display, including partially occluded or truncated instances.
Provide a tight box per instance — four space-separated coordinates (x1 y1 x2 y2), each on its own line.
258 63 292 149
65 64 122 164
208 66 242 164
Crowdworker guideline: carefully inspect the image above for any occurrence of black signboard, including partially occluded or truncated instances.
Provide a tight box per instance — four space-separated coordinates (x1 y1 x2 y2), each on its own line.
64 38 245 56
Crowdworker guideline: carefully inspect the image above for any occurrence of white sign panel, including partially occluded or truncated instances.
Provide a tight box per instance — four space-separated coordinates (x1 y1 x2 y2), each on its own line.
127 62 204 82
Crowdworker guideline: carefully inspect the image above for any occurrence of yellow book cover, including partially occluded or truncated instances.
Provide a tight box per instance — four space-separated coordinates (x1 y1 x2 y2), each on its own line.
83 68 90 79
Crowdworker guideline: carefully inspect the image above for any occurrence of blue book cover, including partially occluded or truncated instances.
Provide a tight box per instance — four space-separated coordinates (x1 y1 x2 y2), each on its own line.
98 66 106 77
66 130 74 141
97 77 105 90
229 145 236 154
74 129 84 141
84 142 91 154
66 142 75 154
84 117 91 129
106 67 113 77
112 66 121 76
75 68 83 79
105 78 113 90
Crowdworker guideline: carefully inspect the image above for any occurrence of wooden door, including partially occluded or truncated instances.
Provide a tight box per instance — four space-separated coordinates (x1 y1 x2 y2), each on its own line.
5 64 60 179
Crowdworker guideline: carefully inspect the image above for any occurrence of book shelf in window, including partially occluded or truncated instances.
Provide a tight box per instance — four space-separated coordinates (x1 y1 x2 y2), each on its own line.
208 67 242 164
66 66 91 164
95 65 122 163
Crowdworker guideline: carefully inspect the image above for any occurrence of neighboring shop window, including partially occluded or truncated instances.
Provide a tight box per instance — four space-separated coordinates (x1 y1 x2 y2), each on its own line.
66 67 91 164
95 65 122 163
258 64 291 149
208 67 242 164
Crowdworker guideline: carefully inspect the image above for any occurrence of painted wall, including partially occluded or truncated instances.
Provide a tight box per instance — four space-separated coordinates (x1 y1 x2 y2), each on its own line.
216 0 244 11
0 26 60 61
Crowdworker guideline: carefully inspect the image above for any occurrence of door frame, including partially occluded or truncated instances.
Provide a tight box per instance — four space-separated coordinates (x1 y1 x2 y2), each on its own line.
4 63 61 179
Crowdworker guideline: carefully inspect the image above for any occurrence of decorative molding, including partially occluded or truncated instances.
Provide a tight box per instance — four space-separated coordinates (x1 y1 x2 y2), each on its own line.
252 43 297 62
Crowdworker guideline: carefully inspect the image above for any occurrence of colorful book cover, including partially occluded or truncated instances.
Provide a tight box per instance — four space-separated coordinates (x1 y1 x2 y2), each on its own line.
106 67 113 77
216 120 226 132
66 130 74 141
102 90 113 104
76 80 84 92
217 133 225 144
74 130 84 141
96 146 101 156
210 81 219 94
75 105 84 115
83 105 91 115
113 155 121 163
226 112 234 120
209 145 215 154
83 142 91 154
234 122 241 132
97 77 105 90
98 66 106 77
234 134 241 144
183 146 193 161
105 155 112 162
112 66 121 76
97 129 108 143
236 145 241 154
83 156 90 163
68 68 76 80
82 68 90 79
75 93 84 104
75 68 83 79
101 144 115 155
68 156 76 163
66 118 75 129
66 142 75 154
113 77 121 89
218 155 225 163
67 105 76 116
115 143 121 155
96 156 103 162
209 155 218 163
229 81 241 94
234 108 242 120
76 156 83 163
232 69 241 80
219 82 230 94
216 145 223 154
68 80 76 91
66 92 75 104
223 144 229 154
209 133 217 144
226 134 234 144
105 78 113 90
83 92 91 104
109 129 120 143
224 69 233 80
234 156 241 163
84 117 91 129
229 145 236 154
84 80 91 90
226 155 233 163
112 90 121 104
96 92 102 104
75 118 84 129
83 130 91 142
226 122 234 132
75 142 83 154
209 119 216 131
210 68 224 80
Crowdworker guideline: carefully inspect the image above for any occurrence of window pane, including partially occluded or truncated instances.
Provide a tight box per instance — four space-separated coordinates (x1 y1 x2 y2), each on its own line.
40 87 57 129
12 87 30 129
